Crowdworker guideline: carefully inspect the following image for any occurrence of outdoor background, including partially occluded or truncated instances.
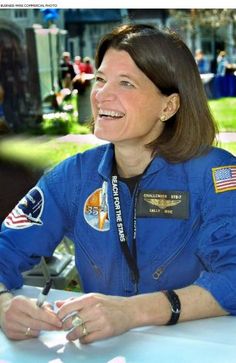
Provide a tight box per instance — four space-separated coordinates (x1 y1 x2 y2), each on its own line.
0 8 236 290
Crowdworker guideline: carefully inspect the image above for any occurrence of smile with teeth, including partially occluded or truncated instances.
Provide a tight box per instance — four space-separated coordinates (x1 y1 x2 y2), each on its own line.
98 109 125 119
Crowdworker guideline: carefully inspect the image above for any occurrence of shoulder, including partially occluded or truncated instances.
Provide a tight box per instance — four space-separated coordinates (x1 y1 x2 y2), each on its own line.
45 144 108 184
185 146 236 171
37 144 109 213
183 147 236 193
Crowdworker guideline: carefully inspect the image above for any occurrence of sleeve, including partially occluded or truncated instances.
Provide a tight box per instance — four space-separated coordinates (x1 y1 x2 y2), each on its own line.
193 155 236 314
0 157 78 290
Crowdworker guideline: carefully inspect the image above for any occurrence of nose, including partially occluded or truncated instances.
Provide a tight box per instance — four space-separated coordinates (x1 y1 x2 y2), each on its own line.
93 81 116 103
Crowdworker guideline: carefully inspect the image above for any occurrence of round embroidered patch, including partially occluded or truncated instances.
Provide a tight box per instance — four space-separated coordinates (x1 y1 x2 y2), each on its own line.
83 182 110 231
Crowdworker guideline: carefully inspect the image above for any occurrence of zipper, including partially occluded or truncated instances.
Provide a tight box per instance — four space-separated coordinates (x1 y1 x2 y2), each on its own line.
152 215 201 280
77 239 103 276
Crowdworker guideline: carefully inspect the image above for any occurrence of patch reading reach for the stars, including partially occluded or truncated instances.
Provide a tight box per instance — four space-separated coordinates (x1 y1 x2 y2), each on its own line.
4 186 44 229
212 166 236 193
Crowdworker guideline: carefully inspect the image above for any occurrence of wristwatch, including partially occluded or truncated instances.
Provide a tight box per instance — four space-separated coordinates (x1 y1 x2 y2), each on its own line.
162 290 181 325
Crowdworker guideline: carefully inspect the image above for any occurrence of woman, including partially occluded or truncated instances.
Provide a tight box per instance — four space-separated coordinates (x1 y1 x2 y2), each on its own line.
0 24 236 343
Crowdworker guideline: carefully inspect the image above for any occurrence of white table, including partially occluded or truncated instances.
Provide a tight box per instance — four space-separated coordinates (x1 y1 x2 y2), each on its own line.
0 285 236 363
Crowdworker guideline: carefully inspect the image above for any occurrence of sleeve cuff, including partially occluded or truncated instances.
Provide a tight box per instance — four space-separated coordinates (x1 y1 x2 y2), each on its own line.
193 271 236 315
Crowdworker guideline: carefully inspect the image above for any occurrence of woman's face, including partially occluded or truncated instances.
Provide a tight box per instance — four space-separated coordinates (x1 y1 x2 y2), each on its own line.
91 48 169 147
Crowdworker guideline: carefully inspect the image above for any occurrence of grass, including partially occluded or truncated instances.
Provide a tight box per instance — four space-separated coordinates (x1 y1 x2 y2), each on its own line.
0 136 94 169
208 98 236 132
220 142 236 155
0 97 235 168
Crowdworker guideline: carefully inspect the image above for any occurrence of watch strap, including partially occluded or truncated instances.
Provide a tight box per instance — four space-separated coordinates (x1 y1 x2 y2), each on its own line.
162 290 181 325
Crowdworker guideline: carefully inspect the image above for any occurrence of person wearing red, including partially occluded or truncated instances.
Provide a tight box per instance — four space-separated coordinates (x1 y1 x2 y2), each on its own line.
83 57 94 74
73 56 86 74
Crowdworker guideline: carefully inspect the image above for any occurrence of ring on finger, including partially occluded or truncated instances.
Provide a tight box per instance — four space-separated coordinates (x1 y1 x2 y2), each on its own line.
81 323 88 337
25 327 31 336
72 314 84 328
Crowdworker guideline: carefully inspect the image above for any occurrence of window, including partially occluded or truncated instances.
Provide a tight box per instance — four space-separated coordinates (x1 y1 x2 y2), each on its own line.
14 10 27 18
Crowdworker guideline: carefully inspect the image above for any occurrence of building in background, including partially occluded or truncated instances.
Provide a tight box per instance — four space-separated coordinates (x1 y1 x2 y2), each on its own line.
0 8 235 130
64 9 124 60
0 9 65 130
64 9 236 73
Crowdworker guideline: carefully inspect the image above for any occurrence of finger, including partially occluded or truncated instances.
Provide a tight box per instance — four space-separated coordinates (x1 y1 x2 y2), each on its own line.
36 306 62 329
57 300 83 321
65 314 104 342
20 298 62 328
29 313 62 332
61 311 81 331
10 296 61 328
18 303 62 331
55 297 75 308
66 321 90 342
3 320 39 341
57 294 98 320
43 302 54 311
78 321 116 344
22 326 40 339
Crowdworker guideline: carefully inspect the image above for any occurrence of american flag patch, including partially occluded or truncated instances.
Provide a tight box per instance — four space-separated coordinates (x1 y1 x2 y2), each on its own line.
212 166 236 193
4 186 44 229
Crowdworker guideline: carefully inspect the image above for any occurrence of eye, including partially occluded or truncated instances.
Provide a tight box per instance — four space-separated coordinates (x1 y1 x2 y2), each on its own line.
120 80 135 88
95 75 106 84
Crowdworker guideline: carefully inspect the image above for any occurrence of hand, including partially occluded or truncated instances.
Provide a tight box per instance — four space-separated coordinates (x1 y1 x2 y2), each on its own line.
56 293 133 344
0 295 62 340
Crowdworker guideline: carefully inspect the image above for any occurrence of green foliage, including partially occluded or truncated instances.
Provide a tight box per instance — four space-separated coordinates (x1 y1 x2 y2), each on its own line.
25 88 90 136
41 112 72 135
220 142 236 156
208 98 236 132
41 112 90 136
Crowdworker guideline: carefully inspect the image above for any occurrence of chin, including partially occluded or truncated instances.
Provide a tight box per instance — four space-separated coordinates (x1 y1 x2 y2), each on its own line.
95 132 120 144
94 128 111 141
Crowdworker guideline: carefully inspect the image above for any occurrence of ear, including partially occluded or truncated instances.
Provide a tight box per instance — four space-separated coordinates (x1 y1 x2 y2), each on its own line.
163 93 180 120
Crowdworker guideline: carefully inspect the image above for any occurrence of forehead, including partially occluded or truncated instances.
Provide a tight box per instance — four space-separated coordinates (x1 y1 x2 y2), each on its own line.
97 48 161 92
98 48 140 73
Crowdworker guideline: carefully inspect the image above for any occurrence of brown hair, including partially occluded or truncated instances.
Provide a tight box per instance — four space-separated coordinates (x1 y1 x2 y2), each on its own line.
94 24 217 163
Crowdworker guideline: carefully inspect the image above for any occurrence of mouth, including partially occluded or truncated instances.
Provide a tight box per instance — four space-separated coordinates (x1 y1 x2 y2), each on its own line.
98 109 125 120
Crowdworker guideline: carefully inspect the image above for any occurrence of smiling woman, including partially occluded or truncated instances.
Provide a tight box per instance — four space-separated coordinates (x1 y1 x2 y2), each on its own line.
0 24 236 345
91 48 172 157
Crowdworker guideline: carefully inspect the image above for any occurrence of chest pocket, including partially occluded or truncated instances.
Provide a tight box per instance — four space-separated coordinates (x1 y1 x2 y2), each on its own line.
151 215 202 288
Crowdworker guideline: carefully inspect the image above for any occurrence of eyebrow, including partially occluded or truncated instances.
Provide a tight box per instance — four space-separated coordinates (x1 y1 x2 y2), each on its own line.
119 73 135 79
96 70 137 81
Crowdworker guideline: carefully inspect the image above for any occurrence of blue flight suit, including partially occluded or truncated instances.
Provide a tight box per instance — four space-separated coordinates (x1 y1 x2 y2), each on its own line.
1 143 236 314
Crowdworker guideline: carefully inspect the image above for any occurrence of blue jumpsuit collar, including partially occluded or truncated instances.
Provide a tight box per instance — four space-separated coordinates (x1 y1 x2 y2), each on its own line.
98 143 167 180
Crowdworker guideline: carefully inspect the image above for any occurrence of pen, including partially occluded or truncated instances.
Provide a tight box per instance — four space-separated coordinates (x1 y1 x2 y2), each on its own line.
36 279 53 307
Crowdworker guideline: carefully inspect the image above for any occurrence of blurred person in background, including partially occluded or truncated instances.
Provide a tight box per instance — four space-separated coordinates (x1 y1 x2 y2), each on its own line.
194 49 209 74
72 56 94 123
59 51 76 89
216 50 229 76
83 56 94 74
73 56 86 75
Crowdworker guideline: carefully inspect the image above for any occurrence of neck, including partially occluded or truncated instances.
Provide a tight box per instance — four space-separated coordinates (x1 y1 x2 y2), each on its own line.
114 143 153 178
